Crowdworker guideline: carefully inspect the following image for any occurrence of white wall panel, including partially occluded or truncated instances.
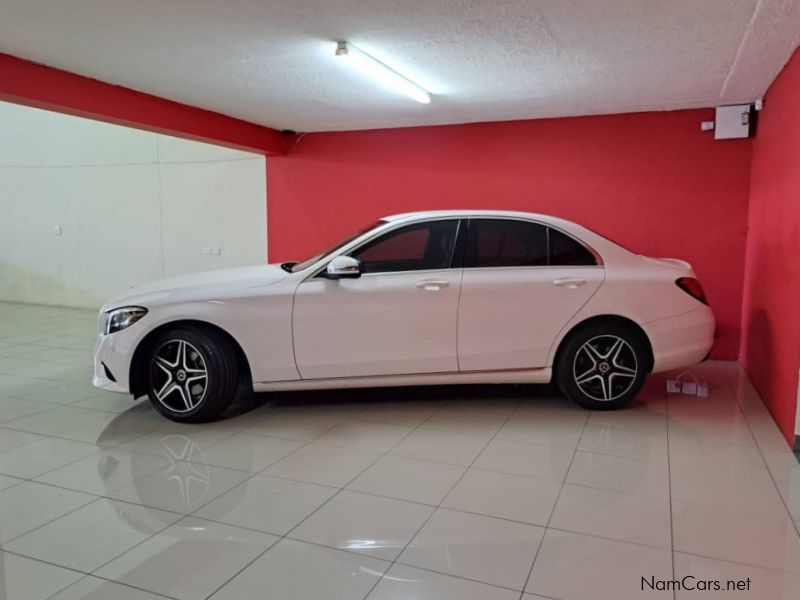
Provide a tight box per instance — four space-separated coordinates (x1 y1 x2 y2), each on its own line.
0 101 267 309
0 102 158 167
160 158 267 276
0 165 163 307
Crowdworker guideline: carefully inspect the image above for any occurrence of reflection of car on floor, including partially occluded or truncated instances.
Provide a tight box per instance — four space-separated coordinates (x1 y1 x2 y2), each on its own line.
93 210 715 422
94 410 254 526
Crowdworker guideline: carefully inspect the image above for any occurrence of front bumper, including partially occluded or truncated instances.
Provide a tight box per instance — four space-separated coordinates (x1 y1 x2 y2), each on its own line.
644 306 715 374
92 328 138 394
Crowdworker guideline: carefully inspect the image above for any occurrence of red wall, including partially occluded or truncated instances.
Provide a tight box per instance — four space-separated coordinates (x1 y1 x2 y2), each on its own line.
740 48 800 446
268 109 751 359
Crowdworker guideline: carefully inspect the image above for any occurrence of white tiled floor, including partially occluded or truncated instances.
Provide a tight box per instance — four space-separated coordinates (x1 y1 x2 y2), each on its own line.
0 301 799 599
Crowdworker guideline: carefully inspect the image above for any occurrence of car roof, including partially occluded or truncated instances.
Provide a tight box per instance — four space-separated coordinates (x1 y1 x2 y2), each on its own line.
381 210 574 228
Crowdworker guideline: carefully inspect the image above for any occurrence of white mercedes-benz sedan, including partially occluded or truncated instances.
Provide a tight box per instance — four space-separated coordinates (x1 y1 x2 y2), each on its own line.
93 210 714 422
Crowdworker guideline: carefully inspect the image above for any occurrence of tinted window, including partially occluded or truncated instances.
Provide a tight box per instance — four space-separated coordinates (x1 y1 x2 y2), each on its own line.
549 228 597 266
465 219 548 268
353 220 459 273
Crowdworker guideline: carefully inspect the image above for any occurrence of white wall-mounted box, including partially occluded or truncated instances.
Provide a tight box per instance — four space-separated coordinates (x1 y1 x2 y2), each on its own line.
715 104 751 140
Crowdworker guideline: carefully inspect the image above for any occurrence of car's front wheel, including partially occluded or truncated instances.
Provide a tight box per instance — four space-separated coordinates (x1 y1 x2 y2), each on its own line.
556 322 648 410
146 327 239 422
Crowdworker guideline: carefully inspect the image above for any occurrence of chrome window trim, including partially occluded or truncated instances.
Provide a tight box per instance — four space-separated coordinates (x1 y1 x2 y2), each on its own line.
300 215 604 283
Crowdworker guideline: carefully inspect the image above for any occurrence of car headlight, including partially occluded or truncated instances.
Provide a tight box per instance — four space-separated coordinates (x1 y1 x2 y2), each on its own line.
103 306 148 335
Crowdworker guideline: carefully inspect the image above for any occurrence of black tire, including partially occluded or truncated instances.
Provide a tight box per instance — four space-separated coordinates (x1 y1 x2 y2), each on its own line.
146 326 240 423
556 321 648 410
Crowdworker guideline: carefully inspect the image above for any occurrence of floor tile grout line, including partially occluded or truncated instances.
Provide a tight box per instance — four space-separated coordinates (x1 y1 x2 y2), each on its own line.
665 388 677 600
2 395 133 412
517 410 591 600
327 463 674 516
672 547 800 575
0 427 166 483
13 453 190 499
42 575 95 600
472 464 672 500
206 402 454 594
81 484 254 578
7 480 799 595
5 317 798 593
0 402 70 424
0 492 98 547
0 414 170 457
218 397 397 484
3 541 560 600
0 419 162 446
0 492 191 552
0 474 27 494
14 434 799 589
727 370 800 540
243 399 505 599
60 417 323 582
1 548 180 600
495 431 672 456
287 517 677 561
24 449 680 551
0 417 585 469
0 548 96 583
276 535 533 595
14 476 684 561
2 399 489 578
359 398 527 600
0 436 192 552
5 390 602 589
42 572 179 600
200 395 456 599
72 421 324 578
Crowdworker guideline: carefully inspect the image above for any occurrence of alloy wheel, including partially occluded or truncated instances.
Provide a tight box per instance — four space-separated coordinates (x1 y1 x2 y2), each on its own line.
572 335 638 402
151 339 208 413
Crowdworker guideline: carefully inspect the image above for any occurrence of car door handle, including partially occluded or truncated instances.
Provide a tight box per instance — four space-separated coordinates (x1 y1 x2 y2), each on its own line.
553 278 586 289
416 279 450 291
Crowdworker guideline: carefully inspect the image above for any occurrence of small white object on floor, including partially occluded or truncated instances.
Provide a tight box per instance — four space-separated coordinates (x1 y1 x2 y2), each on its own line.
666 372 708 398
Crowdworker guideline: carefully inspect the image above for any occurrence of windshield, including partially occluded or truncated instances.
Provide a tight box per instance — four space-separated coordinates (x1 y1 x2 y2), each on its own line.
287 221 384 272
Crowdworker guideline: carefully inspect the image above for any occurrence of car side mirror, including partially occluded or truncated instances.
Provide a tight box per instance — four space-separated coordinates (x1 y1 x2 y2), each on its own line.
325 255 361 279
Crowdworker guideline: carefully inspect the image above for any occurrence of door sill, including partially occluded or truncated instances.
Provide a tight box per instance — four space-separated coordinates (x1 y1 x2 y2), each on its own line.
253 367 551 392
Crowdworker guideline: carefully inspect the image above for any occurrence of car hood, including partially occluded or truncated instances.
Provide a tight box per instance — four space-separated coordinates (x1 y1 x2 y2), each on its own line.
102 264 289 311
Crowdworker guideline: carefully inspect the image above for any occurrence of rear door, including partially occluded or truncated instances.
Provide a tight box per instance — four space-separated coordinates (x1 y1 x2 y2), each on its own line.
457 219 604 371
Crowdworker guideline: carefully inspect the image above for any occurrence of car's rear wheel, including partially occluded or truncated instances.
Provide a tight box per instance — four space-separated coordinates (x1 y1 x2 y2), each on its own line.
146 327 239 422
556 322 648 410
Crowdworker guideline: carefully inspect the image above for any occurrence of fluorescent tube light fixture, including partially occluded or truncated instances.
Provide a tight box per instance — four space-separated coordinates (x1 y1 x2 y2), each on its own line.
335 41 431 104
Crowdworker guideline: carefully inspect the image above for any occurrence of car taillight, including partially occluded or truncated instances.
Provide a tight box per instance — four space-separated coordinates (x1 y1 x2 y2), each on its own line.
676 277 708 306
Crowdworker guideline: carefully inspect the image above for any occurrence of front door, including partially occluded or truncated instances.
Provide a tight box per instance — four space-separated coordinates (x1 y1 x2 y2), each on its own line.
293 219 462 379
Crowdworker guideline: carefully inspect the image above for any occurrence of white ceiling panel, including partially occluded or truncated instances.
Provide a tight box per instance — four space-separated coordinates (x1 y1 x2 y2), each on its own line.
0 0 797 131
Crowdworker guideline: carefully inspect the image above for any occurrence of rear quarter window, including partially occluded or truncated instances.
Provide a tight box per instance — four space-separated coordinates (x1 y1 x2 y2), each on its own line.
549 228 597 266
